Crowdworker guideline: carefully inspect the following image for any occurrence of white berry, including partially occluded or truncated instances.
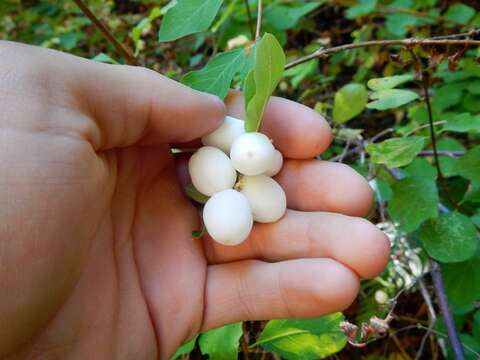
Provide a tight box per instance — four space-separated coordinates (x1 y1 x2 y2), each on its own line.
264 149 283 176
239 175 286 223
230 132 275 176
374 290 389 305
201 116 245 153
188 146 237 196
203 189 253 246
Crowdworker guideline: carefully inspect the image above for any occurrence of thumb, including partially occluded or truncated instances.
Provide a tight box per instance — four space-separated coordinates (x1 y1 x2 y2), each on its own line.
32 44 225 149
76 63 226 149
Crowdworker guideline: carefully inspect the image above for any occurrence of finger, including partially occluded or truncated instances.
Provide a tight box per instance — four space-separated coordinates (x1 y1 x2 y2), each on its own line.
201 258 359 331
225 91 332 159
276 159 373 216
204 210 390 279
10 43 225 150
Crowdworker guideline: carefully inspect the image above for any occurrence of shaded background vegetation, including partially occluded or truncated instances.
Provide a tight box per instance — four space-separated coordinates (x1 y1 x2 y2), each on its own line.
1 0 480 359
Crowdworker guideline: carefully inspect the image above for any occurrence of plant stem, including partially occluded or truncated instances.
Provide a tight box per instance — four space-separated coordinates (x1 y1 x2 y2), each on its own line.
72 0 136 65
422 72 442 178
244 0 255 40
430 260 465 360
285 37 480 69
255 0 262 41
388 167 466 360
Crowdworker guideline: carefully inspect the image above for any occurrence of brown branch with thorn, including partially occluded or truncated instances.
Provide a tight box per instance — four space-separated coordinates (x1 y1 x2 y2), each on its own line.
286 34 480 69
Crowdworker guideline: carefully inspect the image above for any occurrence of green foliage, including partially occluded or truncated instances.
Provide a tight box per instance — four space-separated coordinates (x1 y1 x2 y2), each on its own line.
244 33 285 132
367 89 420 111
170 335 198 360
266 1 325 30
443 252 480 305
254 313 347 360
346 0 377 19
199 323 243 360
185 184 210 204
443 3 475 24
366 136 425 168
419 212 478 263
158 0 224 41
389 176 439 232
367 74 415 91
332 83 368 124
182 48 247 99
456 147 480 183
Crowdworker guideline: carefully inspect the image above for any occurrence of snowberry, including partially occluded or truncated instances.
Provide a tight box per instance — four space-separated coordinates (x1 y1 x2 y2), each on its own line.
201 116 245 153
203 189 253 246
188 146 237 196
239 175 286 223
374 290 389 305
264 149 283 176
230 132 275 176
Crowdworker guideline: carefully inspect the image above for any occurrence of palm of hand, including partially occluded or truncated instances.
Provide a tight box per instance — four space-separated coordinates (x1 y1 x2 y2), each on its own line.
0 42 390 360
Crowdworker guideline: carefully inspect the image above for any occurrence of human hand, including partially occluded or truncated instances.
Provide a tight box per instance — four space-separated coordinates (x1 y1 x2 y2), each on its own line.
0 41 389 359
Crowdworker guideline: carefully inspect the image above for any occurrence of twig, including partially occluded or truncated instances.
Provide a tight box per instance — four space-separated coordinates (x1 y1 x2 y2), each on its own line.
415 280 436 360
285 38 480 69
391 324 479 357
255 0 262 40
419 150 464 157
431 28 480 40
243 0 255 40
422 72 443 179
430 260 465 360
72 0 136 65
403 120 446 137
421 71 462 210
330 128 394 162
390 332 413 360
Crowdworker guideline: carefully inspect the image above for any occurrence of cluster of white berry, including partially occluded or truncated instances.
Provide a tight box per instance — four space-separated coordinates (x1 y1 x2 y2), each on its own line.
188 116 287 246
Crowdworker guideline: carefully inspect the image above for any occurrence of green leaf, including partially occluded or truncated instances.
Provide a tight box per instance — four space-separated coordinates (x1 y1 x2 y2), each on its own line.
332 83 368 124
419 212 478 263
389 176 439 232
182 48 246 100
438 138 465 178
184 184 210 204
443 3 475 24
403 158 437 180
467 82 480 95
254 313 346 360
433 82 466 111
170 335 198 360
385 13 419 37
91 53 119 64
367 89 419 111
456 146 480 182
244 33 285 132
199 323 243 360
444 113 480 133
346 0 377 19
367 74 415 91
266 1 324 30
158 0 224 42
443 252 480 305
366 136 425 168
472 211 480 228
284 59 319 88
463 182 480 203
